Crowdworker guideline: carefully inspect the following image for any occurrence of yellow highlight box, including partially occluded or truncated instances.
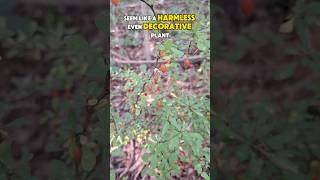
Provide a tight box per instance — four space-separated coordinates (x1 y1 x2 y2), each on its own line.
157 14 196 21
143 23 192 30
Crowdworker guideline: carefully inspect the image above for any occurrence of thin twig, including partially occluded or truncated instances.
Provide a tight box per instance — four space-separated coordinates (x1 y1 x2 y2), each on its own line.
83 57 109 132
132 57 160 120
187 41 192 55
138 0 157 17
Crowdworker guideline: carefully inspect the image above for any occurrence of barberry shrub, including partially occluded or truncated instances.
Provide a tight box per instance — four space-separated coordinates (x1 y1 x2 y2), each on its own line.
110 0 210 179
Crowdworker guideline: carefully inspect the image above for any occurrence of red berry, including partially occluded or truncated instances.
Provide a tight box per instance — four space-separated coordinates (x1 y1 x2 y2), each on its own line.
160 64 166 73
157 100 161 109
51 90 60 97
184 58 191 69
240 0 255 17
73 147 82 164
64 89 71 99
51 120 60 131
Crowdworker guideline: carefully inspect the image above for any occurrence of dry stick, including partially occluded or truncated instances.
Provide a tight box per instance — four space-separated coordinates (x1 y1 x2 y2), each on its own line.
134 164 145 180
111 50 205 64
112 56 205 64
119 140 136 179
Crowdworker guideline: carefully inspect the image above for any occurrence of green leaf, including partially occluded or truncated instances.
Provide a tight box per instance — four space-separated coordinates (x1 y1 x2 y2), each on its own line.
0 0 16 13
150 155 158 169
86 58 106 80
81 147 96 172
249 153 263 177
309 144 320 159
266 126 299 150
45 138 63 153
0 140 13 167
161 122 170 137
60 110 78 135
201 172 210 180
21 147 33 162
142 153 150 162
242 121 256 140
295 17 309 50
192 21 200 33
95 12 108 34
226 35 251 62
110 170 116 180
214 118 238 140
169 135 180 151
273 64 296 80
65 35 88 51
96 106 108 125
236 143 251 161
15 160 34 180
170 118 181 131
163 39 173 51
5 117 31 128
194 163 202 174
65 35 99 58
189 132 203 141
111 148 124 157
0 174 6 180
171 47 184 58
5 16 31 33
267 153 299 174
0 17 6 31
50 160 74 179
197 39 209 52
282 171 311 180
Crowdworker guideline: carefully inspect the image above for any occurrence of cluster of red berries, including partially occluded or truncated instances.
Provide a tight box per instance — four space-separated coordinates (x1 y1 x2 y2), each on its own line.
151 51 192 109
